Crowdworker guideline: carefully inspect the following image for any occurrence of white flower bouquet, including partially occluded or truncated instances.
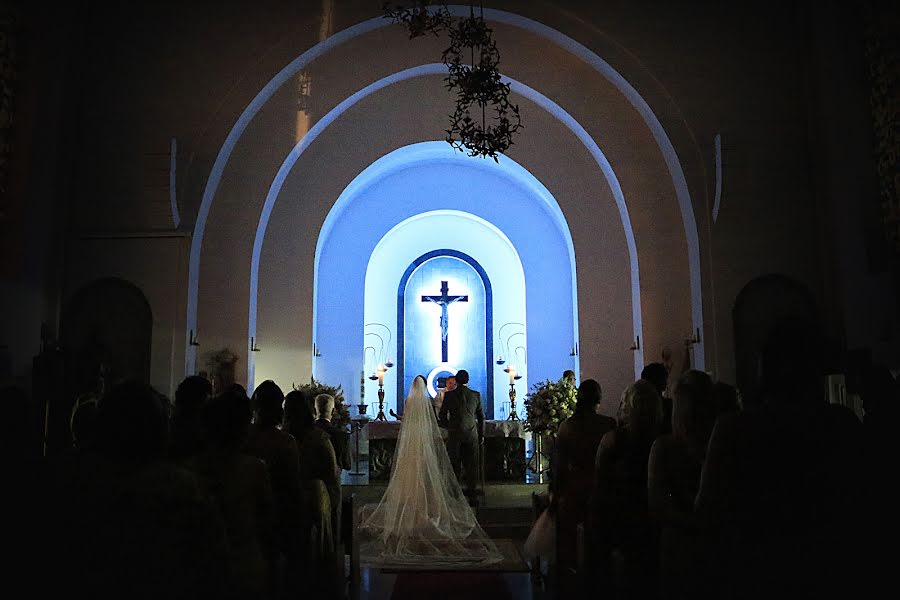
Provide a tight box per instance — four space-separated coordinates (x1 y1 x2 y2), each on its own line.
524 377 577 437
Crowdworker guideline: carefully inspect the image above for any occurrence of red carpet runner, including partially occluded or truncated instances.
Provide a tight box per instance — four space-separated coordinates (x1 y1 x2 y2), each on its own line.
390 572 514 600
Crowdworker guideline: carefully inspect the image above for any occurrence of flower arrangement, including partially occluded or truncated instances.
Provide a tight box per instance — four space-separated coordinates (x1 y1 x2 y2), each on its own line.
293 376 351 431
524 377 577 437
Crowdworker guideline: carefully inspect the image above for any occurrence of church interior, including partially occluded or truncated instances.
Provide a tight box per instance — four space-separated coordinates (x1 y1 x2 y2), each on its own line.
1 1 896 598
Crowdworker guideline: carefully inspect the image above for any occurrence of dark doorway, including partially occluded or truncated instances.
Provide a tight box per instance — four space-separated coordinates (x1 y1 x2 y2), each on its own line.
732 274 820 407
49 278 152 453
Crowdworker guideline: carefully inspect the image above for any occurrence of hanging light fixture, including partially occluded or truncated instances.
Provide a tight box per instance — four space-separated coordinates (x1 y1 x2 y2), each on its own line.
384 1 522 161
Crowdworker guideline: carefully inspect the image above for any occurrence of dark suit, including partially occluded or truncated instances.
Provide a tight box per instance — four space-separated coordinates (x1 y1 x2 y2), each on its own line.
315 418 350 546
438 384 484 495
315 418 351 472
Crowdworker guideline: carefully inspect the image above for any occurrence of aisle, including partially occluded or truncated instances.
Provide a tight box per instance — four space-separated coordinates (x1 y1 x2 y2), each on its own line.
353 567 539 600
390 572 513 600
350 528 542 599
345 456 547 599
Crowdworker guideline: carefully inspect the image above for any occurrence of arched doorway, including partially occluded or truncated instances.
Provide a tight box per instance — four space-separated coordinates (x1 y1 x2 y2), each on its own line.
56 277 152 452
732 274 820 406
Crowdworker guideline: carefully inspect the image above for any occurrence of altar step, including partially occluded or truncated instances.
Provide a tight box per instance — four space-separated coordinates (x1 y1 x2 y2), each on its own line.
342 457 545 489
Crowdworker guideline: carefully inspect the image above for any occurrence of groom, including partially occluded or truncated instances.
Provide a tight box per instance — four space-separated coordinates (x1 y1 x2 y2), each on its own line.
438 369 484 506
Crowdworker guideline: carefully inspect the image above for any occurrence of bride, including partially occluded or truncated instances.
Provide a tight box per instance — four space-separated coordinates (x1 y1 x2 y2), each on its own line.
359 375 503 567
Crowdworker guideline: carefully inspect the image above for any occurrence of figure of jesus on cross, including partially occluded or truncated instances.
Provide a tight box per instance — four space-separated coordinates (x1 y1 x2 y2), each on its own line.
422 280 468 362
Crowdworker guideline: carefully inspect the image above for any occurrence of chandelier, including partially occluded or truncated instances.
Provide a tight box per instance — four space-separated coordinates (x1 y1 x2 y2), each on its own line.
383 2 523 161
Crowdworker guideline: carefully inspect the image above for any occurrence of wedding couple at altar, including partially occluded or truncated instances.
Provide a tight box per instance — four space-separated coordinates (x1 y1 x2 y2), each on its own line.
359 371 503 567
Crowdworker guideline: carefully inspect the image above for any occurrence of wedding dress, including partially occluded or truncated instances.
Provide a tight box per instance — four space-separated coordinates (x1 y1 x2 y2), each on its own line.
359 375 503 567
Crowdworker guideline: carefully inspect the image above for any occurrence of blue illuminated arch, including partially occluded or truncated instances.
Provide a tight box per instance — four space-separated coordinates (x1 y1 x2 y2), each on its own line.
396 249 494 416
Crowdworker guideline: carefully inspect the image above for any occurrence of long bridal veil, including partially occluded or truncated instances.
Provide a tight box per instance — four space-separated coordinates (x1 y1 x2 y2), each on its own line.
359 375 503 567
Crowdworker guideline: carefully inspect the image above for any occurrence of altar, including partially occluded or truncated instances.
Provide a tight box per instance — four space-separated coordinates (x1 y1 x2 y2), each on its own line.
357 419 529 482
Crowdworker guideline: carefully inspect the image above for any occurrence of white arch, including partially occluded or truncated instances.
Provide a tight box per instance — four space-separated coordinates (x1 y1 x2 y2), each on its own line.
190 6 702 375
370 209 523 271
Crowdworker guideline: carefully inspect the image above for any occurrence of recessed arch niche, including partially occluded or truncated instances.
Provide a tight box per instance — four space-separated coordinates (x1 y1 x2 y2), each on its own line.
312 144 575 410
365 212 526 418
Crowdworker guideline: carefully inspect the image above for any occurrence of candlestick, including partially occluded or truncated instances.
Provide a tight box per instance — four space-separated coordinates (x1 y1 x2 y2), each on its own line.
375 381 387 422
507 381 519 420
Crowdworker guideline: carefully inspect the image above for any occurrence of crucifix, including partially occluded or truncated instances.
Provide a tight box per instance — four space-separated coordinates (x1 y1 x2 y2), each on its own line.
421 280 468 362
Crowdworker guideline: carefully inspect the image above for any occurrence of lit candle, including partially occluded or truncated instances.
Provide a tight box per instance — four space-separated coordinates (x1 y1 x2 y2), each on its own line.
378 365 385 385
509 366 516 384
